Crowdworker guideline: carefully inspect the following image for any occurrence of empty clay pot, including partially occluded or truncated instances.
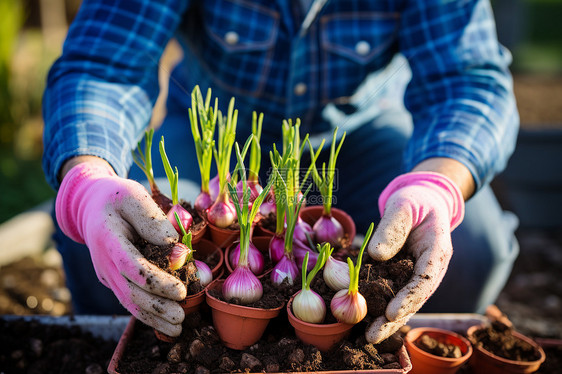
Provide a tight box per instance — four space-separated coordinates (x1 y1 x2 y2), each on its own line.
299 206 356 247
205 280 283 350
287 295 354 352
467 325 546 374
405 327 472 374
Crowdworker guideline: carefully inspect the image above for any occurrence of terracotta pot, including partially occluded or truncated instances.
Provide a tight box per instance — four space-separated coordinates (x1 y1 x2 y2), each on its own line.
286 295 354 352
224 236 273 279
190 219 208 244
193 238 224 279
153 243 224 343
404 327 472 374
254 217 276 239
109 316 413 374
207 222 240 249
153 288 207 342
205 280 284 350
466 325 546 374
299 206 356 247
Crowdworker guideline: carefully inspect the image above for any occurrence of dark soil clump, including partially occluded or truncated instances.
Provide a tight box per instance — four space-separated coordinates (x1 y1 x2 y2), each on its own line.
359 250 415 323
134 239 203 296
470 321 542 362
414 333 463 358
258 212 276 234
118 311 404 373
0 318 116 374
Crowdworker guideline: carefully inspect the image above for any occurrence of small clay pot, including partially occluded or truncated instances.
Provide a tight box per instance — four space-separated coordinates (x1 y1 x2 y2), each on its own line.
466 325 546 374
193 238 224 279
404 327 472 374
153 289 207 342
299 206 356 247
205 280 284 350
154 243 223 343
286 295 354 352
206 222 240 249
190 220 208 244
224 236 273 279
254 217 276 239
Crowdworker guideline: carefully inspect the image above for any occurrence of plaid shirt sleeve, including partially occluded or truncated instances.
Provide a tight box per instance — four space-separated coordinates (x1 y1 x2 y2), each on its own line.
42 0 188 189
399 0 519 189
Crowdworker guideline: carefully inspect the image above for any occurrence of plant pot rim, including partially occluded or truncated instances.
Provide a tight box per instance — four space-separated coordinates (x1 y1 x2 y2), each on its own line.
405 327 473 363
205 279 284 318
287 294 354 331
193 238 224 278
300 205 356 246
466 325 546 366
110 316 413 373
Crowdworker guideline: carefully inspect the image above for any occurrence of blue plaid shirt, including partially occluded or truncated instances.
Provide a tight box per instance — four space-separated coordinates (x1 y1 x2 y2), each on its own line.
43 0 518 190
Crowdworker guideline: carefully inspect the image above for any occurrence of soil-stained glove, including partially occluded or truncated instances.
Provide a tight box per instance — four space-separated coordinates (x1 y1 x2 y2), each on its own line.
365 172 465 343
55 161 187 337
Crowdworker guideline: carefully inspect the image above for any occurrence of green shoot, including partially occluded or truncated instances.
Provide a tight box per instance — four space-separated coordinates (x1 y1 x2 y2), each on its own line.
309 127 346 216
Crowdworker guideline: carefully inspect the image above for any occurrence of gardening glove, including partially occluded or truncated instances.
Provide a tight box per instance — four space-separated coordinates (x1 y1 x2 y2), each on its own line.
365 171 465 343
55 160 187 337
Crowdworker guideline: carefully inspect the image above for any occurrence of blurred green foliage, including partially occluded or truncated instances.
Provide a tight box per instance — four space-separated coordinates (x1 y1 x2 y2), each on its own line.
0 0 56 224
514 0 562 73
492 0 562 74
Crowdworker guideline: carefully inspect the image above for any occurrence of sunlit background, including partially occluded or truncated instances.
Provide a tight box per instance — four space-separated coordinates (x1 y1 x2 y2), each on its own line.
1 0 561 224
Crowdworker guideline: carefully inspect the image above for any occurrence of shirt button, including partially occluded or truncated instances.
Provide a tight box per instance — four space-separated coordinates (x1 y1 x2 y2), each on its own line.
294 82 307 96
355 41 371 56
225 31 239 45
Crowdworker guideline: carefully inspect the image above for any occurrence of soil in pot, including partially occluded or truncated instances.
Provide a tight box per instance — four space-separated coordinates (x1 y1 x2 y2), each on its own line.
470 321 542 362
414 333 464 358
0 318 116 374
117 243 416 372
179 200 207 242
256 211 276 236
404 327 471 374
116 311 407 373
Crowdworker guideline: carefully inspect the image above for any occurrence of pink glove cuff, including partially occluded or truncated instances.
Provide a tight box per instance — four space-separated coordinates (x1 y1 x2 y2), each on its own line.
55 161 117 243
378 172 465 231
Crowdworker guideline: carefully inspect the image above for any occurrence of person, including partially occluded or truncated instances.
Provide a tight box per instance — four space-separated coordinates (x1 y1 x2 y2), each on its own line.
43 0 520 342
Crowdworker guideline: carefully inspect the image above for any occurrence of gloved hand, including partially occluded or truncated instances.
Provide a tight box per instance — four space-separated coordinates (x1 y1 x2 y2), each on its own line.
55 159 187 336
365 171 465 343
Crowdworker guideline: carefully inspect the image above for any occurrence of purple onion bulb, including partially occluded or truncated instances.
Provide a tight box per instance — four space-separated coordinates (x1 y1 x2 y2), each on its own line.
313 214 344 246
229 241 265 275
223 266 263 304
167 204 193 234
271 254 299 285
194 260 213 287
206 199 236 228
195 191 213 212
268 234 285 264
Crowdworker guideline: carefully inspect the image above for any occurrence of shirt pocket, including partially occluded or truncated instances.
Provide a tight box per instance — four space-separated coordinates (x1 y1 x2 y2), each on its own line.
320 12 400 102
200 0 279 97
